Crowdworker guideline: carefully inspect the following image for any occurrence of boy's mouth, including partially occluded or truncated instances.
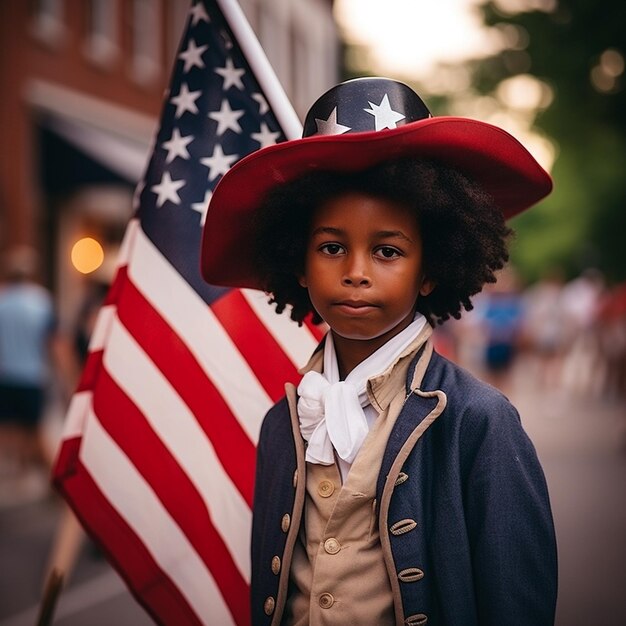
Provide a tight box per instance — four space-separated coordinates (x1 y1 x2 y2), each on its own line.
333 299 378 313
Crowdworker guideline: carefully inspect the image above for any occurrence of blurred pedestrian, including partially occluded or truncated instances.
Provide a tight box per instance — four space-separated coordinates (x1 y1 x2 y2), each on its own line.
473 266 524 394
0 247 58 487
522 268 567 391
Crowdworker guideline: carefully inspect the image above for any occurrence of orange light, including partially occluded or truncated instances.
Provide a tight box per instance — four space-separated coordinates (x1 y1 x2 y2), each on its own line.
71 237 104 274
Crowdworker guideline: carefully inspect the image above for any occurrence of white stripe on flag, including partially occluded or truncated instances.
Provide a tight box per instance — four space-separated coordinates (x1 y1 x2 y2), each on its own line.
80 411 235 626
104 315 251 581
128 226 272 443
242 289 319 368
61 390 92 439
89 304 116 352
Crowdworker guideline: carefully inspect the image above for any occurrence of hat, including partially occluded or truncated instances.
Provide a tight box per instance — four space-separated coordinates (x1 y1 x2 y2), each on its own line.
201 77 552 289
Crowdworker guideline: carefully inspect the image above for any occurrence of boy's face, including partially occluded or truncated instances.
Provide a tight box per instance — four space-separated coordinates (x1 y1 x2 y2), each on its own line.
300 192 434 350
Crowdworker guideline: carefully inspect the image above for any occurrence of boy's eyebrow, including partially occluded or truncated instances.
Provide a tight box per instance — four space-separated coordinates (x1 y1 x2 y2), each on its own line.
311 226 414 243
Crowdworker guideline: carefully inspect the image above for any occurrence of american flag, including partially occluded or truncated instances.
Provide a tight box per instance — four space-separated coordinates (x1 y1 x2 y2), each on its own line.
52 1 323 624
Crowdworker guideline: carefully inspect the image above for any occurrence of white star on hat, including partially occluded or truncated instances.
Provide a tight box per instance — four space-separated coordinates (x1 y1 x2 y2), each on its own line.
364 94 405 131
315 107 351 136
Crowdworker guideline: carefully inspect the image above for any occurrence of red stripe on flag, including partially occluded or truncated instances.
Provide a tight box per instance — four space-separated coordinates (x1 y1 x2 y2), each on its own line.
76 349 104 393
211 290 301 401
93 369 250 625
116 278 256 505
55 453 204 626
303 314 326 343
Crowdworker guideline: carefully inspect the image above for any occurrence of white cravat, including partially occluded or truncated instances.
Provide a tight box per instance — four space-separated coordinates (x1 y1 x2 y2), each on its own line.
297 314 427 467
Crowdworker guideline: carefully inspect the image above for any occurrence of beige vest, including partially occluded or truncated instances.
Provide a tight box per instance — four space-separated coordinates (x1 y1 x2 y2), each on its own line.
285 324 433 625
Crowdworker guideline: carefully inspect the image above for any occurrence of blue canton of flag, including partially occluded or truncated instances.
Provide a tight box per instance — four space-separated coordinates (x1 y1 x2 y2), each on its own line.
139 0 284 303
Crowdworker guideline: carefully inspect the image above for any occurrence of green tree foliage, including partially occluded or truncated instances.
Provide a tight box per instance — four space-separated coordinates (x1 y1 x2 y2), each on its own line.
476 0 626 283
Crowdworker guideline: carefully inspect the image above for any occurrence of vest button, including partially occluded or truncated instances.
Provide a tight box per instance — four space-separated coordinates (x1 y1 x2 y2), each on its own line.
271 555 281 575
281 513 291 533
324 537 341 554
263 596 275 615
318 479 335 498
319 592 334 609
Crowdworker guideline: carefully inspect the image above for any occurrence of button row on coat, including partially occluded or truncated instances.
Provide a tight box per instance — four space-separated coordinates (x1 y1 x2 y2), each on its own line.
392 472 428 624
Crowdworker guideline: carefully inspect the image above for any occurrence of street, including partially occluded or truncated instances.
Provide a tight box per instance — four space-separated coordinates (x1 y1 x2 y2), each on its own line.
1 363 625 626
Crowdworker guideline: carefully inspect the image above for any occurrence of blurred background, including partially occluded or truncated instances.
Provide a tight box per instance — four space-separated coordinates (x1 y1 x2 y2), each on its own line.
0 0 624 624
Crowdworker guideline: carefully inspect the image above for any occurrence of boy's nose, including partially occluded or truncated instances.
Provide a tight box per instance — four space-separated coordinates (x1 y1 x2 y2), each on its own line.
341 258 371 287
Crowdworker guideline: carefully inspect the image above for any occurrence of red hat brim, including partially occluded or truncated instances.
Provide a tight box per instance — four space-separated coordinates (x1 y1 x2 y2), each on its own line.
201 116 552 289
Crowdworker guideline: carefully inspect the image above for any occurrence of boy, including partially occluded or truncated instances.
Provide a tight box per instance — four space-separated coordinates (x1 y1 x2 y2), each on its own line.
201 77 557 626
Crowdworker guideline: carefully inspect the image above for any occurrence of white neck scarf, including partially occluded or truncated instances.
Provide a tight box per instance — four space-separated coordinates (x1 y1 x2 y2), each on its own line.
297 314 427 465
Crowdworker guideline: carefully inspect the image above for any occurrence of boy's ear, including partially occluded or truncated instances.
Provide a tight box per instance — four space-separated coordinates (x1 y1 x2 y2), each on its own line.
298 275 307 288
419 278 435 296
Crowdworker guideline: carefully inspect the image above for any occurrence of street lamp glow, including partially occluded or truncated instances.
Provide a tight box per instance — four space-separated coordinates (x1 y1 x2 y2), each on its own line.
71 237 104 274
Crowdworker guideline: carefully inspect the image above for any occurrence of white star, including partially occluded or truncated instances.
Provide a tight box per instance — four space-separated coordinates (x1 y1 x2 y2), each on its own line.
251 122 281 148
178 39 208 73
189 2 210 26
215 57 245 90
200 144 238 181
314 107 351 136
162 128 193 163
252 92 269 115
364 94 406 131
191 190 212 226
208 99 245 135
151 171 185 208
170 83 201 118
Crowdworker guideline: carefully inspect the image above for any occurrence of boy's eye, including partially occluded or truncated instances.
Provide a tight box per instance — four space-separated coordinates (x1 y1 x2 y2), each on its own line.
319 243 345 256
375 246 401 259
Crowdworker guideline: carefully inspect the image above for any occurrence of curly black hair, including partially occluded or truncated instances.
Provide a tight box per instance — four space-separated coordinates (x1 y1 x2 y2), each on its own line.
253 158 512 326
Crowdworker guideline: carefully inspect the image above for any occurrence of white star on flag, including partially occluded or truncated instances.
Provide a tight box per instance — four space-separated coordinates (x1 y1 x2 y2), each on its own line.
178 39 208 73
252 93 269 115
200 145 239 181
215 57 245 90
208 99 245 135
364 94 406 131
315 107 351 136
251 122 281 148
170 83 202 118
189 2 210 26
162 128 193 163
191 189 212 226
151 171 186 207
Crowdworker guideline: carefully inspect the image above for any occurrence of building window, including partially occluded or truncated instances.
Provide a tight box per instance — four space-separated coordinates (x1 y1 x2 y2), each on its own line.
30 0 66 48
84 0 118 67
129 0 162 85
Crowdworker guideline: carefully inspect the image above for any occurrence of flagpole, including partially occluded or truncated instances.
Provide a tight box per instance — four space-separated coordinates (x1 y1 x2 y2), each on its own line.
216 0 303 140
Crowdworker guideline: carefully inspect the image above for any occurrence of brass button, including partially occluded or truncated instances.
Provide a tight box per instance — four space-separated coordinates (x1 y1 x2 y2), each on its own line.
271 555 281 575
281 513 291 533
264 596 275 616
319 592 334 609
293 469 298 488
324 537 341 554
318 479 335 498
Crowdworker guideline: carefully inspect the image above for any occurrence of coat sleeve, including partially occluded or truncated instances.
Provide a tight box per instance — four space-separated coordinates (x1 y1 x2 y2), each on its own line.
459 394 558 625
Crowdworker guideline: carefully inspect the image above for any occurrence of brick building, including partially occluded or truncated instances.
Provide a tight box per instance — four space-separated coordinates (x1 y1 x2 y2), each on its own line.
0 0 338 326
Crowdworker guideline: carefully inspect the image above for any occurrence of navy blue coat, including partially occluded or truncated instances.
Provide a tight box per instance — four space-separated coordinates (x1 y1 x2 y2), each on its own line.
251 347 557 625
